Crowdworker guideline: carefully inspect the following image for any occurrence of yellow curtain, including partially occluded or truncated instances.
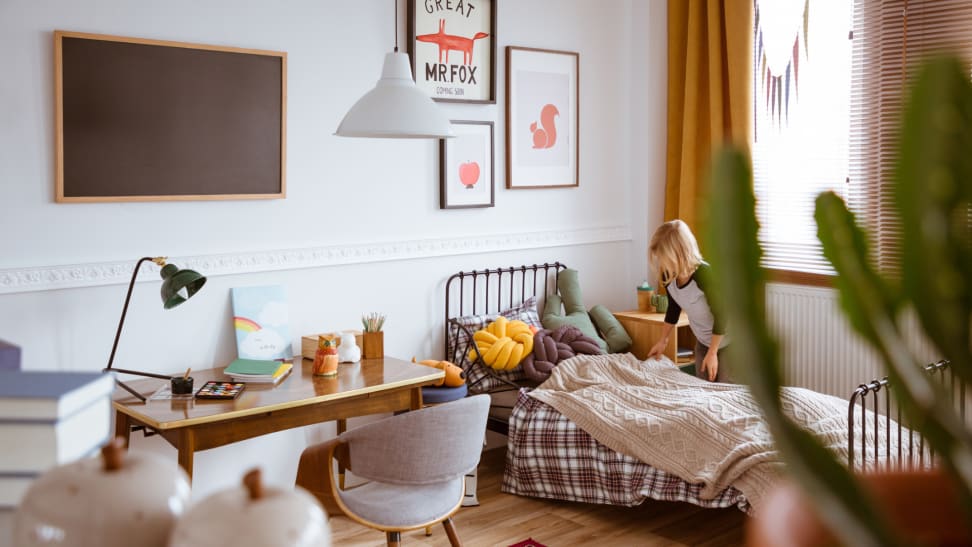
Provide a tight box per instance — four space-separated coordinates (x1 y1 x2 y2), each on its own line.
665 0 753 231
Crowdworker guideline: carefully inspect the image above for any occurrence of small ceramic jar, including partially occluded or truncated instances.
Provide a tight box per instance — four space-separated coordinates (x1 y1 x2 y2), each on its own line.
337 331 361 363
168 468 330 547
14 438 191 547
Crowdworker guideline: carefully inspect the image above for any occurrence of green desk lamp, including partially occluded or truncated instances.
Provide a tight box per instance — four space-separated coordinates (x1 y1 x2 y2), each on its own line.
104 256 206 402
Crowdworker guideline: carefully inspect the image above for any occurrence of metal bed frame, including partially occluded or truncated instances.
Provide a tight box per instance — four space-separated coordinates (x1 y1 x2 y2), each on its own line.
847 359 964 470
444 262 566 434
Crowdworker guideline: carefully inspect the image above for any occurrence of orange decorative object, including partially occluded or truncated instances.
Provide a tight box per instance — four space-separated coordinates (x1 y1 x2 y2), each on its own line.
412 358 466 387
313 336 339 377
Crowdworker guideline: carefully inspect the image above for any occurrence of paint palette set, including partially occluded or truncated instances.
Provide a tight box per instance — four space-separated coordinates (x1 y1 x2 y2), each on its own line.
194 381 246 400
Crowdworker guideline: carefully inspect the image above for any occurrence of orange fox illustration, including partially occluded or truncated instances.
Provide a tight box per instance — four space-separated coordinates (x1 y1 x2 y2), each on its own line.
416 19 489 65
530 104 560 149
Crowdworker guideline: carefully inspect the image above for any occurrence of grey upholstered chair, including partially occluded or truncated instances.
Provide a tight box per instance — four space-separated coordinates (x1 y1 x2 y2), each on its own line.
295 394 489 547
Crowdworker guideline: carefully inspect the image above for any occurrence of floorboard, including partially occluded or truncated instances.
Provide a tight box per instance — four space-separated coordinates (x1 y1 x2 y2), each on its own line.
326 446 747 546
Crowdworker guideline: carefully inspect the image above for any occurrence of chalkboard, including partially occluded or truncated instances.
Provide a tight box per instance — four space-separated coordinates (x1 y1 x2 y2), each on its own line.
55 31 287 202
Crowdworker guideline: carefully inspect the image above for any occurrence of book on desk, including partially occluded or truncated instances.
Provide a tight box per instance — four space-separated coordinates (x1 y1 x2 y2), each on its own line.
224 358 293 384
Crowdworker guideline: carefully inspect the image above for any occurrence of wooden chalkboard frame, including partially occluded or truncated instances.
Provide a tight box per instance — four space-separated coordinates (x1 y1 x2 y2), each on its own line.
54 31 287 202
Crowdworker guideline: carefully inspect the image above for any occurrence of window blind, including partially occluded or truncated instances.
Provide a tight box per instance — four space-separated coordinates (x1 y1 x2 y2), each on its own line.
752 0 972 279
848 0 972 275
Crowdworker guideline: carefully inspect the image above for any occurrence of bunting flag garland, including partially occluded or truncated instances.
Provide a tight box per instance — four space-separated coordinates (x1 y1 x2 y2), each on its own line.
755 0 809 127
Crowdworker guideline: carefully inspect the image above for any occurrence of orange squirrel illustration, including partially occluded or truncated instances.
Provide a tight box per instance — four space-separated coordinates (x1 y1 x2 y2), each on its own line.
530 104 560 149
416 19 489 65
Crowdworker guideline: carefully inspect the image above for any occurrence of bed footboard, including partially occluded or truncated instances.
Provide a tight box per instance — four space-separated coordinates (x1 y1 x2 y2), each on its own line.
847 359 964 471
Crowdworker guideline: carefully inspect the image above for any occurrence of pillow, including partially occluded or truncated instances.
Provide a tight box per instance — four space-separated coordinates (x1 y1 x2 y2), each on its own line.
446 296 541 393
521 325 604 383
589 304 632 353
468 317 535 370
540 269 608 351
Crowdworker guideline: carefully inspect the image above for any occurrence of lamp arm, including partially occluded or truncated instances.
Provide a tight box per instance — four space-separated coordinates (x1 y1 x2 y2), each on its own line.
105 256 158 373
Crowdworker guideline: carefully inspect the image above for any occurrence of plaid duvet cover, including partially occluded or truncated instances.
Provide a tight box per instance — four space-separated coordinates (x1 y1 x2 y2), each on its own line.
502 389 751 513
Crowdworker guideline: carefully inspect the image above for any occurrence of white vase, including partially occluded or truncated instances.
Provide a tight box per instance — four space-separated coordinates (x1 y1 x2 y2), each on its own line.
337 331 361 363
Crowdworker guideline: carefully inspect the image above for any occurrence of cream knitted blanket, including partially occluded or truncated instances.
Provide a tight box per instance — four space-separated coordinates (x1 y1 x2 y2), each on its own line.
528 353 854 513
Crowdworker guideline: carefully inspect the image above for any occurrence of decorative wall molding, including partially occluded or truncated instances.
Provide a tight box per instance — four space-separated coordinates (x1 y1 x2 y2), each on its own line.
0 225 631 295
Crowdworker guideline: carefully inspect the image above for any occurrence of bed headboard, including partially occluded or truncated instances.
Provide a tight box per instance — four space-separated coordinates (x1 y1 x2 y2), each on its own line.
443 262 566 357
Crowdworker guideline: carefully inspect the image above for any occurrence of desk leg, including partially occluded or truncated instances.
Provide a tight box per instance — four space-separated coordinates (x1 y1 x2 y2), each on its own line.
336 419 347 490
410 387 423 411
114 410 131 448
177 429 196 481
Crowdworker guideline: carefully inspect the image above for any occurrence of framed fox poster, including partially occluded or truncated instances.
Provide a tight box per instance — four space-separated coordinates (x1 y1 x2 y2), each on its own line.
407 0 496 103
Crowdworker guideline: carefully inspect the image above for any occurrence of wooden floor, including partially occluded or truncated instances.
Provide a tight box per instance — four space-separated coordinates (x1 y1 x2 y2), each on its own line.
327 446 747 546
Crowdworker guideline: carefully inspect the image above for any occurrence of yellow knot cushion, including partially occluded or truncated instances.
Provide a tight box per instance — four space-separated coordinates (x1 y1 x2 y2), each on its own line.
469 317 535 371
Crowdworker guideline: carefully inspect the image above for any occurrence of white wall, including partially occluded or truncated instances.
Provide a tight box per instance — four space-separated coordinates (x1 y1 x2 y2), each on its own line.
0 0 668 499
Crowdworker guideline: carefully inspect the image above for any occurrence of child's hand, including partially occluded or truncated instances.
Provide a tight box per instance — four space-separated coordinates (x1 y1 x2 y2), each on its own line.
701 351 719 381
647 339 667 359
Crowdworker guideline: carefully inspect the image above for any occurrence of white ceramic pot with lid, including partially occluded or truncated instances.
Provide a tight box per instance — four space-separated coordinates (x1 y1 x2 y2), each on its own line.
14 437 191 546
168 468 330 547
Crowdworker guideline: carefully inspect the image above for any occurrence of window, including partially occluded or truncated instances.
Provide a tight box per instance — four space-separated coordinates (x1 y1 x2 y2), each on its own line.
752 0 852 277
752 0 972 280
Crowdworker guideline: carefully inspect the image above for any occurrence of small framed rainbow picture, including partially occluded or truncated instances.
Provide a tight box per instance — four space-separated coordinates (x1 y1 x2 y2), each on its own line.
231 285 293 360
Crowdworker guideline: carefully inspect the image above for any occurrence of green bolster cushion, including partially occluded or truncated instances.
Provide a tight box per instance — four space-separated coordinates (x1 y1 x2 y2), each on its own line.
542 270 608 352
589 304 632 353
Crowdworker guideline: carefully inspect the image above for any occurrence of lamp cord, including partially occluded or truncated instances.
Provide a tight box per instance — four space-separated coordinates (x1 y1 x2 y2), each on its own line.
394 0 399 52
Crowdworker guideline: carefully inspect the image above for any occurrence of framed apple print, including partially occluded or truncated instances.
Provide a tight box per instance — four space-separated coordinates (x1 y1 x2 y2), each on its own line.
506 46 579 189
440 120 494 209
407 0 496 103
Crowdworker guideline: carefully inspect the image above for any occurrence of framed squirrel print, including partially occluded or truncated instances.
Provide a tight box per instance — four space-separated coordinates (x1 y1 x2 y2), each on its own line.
505 46 579 189
407 0 495 103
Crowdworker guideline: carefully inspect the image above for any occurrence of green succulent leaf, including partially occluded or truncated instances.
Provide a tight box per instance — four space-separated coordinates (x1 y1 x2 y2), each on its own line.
814 191 899 339
704 147 899 547
815 55 972 522
894 55 972 385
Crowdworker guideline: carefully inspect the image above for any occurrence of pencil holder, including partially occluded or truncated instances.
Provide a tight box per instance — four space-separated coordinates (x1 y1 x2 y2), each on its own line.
171 376 194 395
362 331 384 359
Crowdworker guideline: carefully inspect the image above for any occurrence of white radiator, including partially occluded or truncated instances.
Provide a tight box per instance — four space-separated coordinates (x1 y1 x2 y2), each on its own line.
765 283 939 398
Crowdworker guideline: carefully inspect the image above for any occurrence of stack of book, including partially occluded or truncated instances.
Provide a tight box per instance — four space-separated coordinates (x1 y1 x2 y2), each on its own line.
0 370 115 507
224 358 293 385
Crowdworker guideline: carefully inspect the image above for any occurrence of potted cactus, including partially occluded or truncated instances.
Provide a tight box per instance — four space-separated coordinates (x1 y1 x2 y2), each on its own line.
702 55 972 546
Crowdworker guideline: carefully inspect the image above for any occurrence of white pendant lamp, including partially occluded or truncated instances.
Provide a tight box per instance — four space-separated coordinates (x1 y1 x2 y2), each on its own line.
335 1 454 139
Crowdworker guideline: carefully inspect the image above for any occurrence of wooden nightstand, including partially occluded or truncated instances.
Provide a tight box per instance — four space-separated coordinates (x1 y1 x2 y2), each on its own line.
613 310 697 375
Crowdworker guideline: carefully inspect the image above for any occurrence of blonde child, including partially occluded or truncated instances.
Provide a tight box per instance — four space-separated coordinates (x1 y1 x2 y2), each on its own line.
646 219 730 382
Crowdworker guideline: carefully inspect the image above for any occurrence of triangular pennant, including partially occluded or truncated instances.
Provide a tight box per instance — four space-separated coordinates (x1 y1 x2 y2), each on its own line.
776 76 782 127
785 63 791 122
792 37 800 99
757 30 764 69
803 0 810 58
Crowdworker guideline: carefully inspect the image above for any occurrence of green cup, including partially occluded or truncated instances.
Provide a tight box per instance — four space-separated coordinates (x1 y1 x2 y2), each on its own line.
651 294 668 313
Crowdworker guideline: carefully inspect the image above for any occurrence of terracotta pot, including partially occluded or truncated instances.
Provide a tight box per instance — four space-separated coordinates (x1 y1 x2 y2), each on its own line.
747 469 972 546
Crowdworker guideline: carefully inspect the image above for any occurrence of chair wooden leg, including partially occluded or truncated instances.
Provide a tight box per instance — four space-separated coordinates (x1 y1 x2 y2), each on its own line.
336 419 347 489
442 517 462 547
386 531 401 547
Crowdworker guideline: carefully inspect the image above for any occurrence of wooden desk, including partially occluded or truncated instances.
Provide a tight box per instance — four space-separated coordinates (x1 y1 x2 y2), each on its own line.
613 310 697 370
112 356 443 479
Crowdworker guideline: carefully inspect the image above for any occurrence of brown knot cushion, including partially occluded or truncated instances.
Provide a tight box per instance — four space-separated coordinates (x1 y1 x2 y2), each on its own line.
522 325 604 383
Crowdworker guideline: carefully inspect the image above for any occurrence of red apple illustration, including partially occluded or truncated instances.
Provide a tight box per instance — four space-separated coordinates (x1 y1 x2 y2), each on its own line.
458 161 480 189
